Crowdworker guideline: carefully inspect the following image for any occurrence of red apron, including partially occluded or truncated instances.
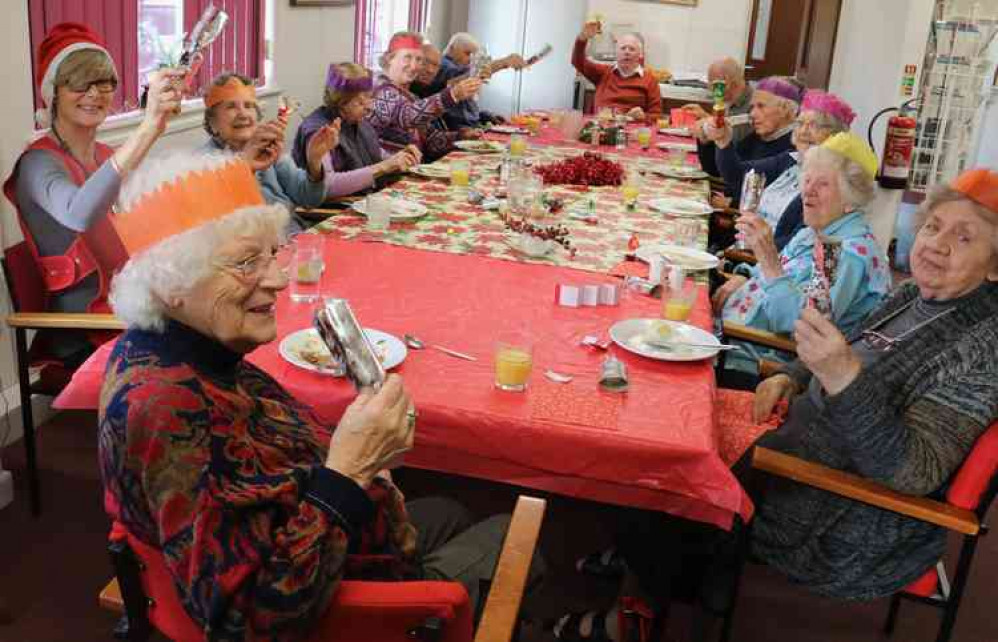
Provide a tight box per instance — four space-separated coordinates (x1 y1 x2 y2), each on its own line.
3 137 129 313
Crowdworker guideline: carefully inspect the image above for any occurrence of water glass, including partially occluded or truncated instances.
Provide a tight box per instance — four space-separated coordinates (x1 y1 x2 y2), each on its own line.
494 334 534 392
290 234 325 303
509 171 543 218
450 159 471 187
674 219 700 248
366 194 392 231
669 147 686 167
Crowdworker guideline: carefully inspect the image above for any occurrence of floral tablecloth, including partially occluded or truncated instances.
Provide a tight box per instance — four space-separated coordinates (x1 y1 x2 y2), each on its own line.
311 133 710 274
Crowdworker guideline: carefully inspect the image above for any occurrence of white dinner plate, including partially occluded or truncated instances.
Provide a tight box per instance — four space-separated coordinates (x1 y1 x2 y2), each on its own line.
454 140 505 154
651 167 709 181
488 125 528 135
634 244 719 271
648 197 714 217
656 141 697 153
658 127 692 137
351 198 428 221
279 328 407 376
410 164 451 179
609 318 720 362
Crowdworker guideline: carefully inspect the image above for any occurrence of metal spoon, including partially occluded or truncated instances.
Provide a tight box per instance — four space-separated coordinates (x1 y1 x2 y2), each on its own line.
403 334 425 350
644 339 739 352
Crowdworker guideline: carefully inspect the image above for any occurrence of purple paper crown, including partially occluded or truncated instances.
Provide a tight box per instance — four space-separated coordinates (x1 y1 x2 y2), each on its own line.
756 76 804 104
801 90 856 127
326 64 374 93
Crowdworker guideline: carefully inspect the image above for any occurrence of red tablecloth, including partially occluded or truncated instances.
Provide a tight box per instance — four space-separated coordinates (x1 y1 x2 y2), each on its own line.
56 239 751 529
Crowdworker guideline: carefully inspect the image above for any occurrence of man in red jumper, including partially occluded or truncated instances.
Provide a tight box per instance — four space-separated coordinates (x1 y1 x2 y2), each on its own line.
571 21 662 123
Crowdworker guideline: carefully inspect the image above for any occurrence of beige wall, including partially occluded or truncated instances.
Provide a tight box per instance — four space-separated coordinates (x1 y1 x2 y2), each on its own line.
0 1 355 443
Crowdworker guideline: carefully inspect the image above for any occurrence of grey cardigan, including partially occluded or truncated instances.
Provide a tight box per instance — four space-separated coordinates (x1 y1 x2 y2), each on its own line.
752 280 998 600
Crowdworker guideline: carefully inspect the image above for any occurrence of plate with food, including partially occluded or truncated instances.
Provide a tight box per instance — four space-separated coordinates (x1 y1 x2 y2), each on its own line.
651 166 709 181
648 197 713 217
634 244 719 270
454 140 506 154
488 124 528 135
410 164 452 179
658 127 692 137
351 197 428 221
609 318 720 362
279 328 406 375
656 141 697 153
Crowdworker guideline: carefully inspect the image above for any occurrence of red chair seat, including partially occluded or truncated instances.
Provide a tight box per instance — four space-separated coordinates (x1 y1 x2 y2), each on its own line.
902 568 939 599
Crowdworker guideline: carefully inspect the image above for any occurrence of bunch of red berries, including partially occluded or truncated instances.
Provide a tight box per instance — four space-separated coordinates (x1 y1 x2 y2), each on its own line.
499 212 575 255
533 153 624 187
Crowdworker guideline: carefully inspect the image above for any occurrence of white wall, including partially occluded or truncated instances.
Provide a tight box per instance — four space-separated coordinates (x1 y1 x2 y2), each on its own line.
0 0 355 445
586 0 753 73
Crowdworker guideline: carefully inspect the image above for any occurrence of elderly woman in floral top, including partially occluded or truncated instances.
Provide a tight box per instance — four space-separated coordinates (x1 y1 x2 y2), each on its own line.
367 31 483 161
712 132 892 379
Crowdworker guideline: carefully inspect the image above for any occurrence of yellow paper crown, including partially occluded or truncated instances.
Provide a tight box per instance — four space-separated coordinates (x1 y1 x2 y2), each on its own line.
821 132 878 180
112 158 266 256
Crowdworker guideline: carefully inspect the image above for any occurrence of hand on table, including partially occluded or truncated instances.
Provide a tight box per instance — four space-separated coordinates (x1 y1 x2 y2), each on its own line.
711 274 747 314
753 374 796 423
327 374 415 489
794 308 861 396
626 106 645 121
734 212 781 278
458 127 483 140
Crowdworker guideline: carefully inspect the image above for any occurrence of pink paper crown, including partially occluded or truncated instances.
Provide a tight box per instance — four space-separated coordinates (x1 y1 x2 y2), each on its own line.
326 64 374 93
756 76 804 104
802 90 856 127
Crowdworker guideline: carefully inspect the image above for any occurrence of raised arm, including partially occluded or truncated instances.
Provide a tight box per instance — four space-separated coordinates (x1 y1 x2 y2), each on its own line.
571 35 609 86
16 150 121 232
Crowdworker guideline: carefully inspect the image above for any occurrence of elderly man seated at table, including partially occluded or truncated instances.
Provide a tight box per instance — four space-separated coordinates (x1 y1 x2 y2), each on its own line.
557 168 998 642
293 62 422 199
711 132 891 384
99 151 541 640
201 73 336 234
572 21 662 123
368 31 483 162
707 90 857 251
684 57 754 178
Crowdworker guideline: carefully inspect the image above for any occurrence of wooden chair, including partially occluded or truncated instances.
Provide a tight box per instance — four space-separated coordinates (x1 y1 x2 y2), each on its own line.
2 241 125 516
99 495 546 642
728 424 998 642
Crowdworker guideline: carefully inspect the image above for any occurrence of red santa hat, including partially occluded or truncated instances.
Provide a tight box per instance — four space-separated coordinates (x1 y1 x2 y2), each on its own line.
35 22 113 127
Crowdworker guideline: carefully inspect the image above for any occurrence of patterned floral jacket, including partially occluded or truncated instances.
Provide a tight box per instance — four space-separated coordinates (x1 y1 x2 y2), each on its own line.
98 321 415 641
367 75 458 160
722 211 892 371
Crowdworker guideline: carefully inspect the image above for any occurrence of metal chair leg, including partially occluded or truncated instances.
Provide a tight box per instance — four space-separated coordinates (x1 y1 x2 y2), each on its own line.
13 328 40 517
935 536 980 642
882 593 902 636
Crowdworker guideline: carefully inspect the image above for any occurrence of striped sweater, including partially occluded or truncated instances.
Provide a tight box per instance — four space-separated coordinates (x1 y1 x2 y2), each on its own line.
754 280 998 599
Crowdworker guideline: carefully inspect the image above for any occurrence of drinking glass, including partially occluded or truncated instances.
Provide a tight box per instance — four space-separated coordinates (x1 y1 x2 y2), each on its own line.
636 127 652 149
661 278 698 322
494 334 534 392
509 134 528 157
669 147 686 167
621 170 642 208
366 194 392 231
657 117 670 130
450 159 471 187
525 116 542 135
290 234 325 303
674 219 700 248
509 170 544 218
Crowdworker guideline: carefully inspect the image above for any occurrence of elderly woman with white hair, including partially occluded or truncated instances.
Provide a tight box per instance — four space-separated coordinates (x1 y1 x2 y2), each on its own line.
711 132 892 381
708 89 858 250
99 152 541 640
558 168 998 642
368 31 483 161
572 20 661 122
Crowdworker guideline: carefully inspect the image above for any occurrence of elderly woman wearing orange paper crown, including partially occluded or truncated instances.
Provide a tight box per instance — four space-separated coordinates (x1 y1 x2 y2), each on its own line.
99 152 542 640
557 169 998 642
201 72 339 234
4 23 181 330
710 132 892 382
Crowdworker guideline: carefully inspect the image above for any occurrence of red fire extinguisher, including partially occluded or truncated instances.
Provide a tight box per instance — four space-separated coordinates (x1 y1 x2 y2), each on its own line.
869 104 918 190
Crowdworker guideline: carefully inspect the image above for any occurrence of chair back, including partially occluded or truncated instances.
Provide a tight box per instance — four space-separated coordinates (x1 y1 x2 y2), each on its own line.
946 420 998 517
2 241 47 313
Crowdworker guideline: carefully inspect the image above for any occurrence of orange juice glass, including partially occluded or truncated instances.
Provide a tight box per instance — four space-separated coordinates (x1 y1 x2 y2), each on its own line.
494 338 533 391
509 134 528 157
661 281 697 322
450 159 470 187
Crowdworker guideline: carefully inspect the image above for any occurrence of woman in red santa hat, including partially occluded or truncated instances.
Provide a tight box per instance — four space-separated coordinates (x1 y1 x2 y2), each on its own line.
4 22 181 358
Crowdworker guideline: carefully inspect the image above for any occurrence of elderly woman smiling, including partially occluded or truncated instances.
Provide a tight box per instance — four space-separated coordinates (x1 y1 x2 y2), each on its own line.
712 132 892 379
708 90 857 250
558 170 998 642
100 153 538 639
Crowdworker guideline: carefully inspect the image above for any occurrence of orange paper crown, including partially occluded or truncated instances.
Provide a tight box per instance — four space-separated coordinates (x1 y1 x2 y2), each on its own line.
112 158 266 256
204 77 257 109
952 169 998 215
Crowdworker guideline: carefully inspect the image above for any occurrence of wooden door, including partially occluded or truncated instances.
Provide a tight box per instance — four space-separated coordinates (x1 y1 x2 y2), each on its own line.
744 0 843 89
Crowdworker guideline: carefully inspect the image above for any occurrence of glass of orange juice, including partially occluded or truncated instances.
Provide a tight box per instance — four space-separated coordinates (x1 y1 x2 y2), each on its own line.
621 170 642 208
494 335 534 392
636 127 652 149
450 159 470 187
509 134 528 157
662 279 698 322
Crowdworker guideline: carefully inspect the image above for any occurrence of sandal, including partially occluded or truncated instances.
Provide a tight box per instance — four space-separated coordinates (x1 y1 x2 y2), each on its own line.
576 547 627 579
552 611 614 642
552 599 659 642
